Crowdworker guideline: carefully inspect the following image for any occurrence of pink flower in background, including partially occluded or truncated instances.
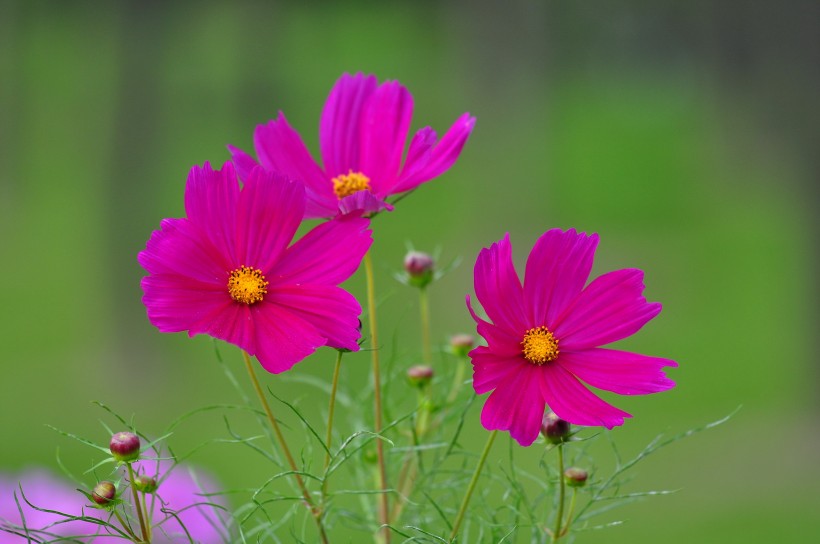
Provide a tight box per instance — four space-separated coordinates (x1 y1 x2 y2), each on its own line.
229 72 475 218
0 470 91 542
139 162 372 373
467 229 677 446
131 460 229 544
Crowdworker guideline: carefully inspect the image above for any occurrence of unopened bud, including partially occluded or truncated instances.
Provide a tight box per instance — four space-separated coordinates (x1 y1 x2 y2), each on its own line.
564 467 588 488
109 432 140 463
91 481 117 505
540 412 571 444
407 365 434 388
133 475 158 493
449 334 475 357
404 251 435 288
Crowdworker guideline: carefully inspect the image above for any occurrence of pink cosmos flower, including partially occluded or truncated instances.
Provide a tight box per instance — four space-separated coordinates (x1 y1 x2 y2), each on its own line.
139 161 372 373
229 72 476 218
467 229 677 446
129 459 229 544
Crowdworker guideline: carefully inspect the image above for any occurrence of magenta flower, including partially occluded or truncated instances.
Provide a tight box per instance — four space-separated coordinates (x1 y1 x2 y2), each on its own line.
467 229 677 446
229 72 476 218
139 162 372 373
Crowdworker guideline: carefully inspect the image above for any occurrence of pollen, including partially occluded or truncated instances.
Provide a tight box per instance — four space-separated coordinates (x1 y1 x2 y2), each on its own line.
332 170 371 199
228 266 268 305
521 326 560 365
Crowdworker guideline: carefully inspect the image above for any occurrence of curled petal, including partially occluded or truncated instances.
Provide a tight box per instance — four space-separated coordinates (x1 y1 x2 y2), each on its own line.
227 144 259 182
338 191 393 216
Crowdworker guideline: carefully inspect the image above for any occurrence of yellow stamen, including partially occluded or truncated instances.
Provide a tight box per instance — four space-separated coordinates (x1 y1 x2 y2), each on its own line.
521 326 560 365
228 266 268 305
332 170 371 199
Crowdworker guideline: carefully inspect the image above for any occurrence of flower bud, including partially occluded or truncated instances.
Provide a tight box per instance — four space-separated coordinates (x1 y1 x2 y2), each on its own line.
540 412 570 444
407 365 434 388
564 467 588 488
109 431 140 462
404 251 435 288
91 481 117 505
133 474 158 493
449 334 475 357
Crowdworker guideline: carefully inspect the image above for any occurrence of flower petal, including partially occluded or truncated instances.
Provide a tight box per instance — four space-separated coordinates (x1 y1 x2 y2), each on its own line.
480 364 545 447
139 218 229 284
184 162 240 264
359 80 413 194
540 363 631 428
227 144 259 182
235 167 304 272
268 284 362 351
338 190 393 216
523 229 598 329
320 72 378 177
140 274 231 334
272 216 372 285
474 233 528 333
559 348 677 395
253 112 338 218
392 112 476 193
470 347 526 394
554 269 662 350
250 301 327 374
466 294 522 357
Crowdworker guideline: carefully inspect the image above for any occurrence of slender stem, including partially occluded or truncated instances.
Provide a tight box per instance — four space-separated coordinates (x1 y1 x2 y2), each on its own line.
445 358 467 407
140 491 152 542
364 251 390 543
552 444 566 543
449 430 498 543
561 489 578 537
242 351 330 544
419 287 432 365
126 463 149 543
113 510 139 542
324 350 344 471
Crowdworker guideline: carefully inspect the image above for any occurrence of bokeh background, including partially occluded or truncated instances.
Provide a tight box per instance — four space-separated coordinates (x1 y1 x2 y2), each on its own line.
1 0 818 542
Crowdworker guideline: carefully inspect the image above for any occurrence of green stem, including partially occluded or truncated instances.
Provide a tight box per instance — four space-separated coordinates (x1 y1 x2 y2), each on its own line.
126 463 149 543
242 351 330 544
561 489 578 538
445 358 467 406
419 287 432 365
552 443 566 543
363 251 390 544
140 491 152 542
324 350 344 472
448 430 498 543
113 510 139 542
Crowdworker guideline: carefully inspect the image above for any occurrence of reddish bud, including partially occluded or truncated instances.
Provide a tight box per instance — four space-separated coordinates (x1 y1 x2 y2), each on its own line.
564 467 588 487
449 334 475 357
407 365 434 388
91 481 117 505
109 431 140 462
540 412 571 444
404 251 435 288
133 474 158 493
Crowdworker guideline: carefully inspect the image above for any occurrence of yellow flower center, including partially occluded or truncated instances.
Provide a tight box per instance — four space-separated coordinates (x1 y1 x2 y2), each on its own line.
332 170 371 199
228 266 268 305
521 326 560 365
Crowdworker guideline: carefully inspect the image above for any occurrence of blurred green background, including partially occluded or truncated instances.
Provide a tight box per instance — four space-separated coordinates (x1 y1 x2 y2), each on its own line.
1 0 817 542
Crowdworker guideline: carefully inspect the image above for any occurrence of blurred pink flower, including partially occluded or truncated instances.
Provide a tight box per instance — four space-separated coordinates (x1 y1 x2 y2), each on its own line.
0 469 93 542
467 229 677 446
139 162 372 373
131 459 229 544
229 72 475 218
1 463 229 543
